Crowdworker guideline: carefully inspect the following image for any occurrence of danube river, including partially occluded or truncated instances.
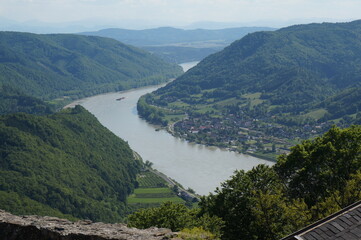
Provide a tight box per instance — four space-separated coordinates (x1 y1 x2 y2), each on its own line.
72 62 273 195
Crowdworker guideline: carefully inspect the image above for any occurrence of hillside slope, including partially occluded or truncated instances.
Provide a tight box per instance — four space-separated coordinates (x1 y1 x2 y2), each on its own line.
0 32 182 102
138 20 361 158
0 106 141 222
157 20 361 106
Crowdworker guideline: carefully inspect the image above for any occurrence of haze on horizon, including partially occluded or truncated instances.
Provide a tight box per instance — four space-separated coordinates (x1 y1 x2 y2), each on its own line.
1 0 361 32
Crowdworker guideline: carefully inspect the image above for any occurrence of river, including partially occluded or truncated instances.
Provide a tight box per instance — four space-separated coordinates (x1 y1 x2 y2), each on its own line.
70 62 273 195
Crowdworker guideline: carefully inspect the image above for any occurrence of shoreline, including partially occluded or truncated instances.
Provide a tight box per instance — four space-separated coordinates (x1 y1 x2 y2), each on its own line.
63 82 171 109
154 122 277 163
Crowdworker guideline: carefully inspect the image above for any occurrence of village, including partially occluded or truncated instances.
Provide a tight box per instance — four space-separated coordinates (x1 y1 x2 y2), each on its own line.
170 111 334 160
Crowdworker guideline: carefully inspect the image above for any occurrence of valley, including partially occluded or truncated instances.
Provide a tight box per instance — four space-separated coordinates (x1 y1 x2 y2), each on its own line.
81 27 275 63
1 13 361 239
73 64 272 196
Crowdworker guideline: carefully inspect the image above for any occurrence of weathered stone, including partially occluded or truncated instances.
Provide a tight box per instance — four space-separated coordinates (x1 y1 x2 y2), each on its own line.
0 210 177 240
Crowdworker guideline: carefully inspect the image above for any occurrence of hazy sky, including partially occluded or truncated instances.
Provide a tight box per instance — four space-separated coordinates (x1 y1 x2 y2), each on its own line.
1 0 361 29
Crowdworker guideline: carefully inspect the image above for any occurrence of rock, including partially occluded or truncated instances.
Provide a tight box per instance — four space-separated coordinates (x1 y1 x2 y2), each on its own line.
0 210 177 240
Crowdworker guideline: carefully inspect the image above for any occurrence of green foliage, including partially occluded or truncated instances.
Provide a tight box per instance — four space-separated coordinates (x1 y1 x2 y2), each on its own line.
127 188 184 204
0 190 77 221
137 171 167 188
178 227 218 240
0 31 183 102
0 85 53 115
137 95 168 126
127 202 224 237
0 106 141 222
199 126 361 240
275 125 361 206
199 165 309 240
311 170 361 219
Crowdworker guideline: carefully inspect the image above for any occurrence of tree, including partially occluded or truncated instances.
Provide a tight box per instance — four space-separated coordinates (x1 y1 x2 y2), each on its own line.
199 165 307 240
144 160 153 168
311 170 361 220
127 202 224 237
275 125 361 207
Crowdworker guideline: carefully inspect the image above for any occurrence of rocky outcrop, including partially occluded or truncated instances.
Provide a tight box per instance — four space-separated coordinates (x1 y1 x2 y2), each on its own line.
0 210 176 240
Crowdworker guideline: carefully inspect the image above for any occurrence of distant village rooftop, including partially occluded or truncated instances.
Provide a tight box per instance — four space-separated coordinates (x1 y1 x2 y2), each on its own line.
282 201 361 240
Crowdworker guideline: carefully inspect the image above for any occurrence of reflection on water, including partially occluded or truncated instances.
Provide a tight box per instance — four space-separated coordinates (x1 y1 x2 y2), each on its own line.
74 62 274 195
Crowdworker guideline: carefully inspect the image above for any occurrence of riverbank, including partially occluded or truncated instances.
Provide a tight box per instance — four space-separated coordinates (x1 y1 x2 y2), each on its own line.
67 62 273 195
166 124 277 162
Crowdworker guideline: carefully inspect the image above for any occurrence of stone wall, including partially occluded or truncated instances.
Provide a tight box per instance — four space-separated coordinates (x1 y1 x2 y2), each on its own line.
0 210 176 240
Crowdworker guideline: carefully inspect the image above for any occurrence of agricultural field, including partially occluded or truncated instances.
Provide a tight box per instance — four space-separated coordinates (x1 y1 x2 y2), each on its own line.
137 171 167 188
128 188 184 204
127 170 185 214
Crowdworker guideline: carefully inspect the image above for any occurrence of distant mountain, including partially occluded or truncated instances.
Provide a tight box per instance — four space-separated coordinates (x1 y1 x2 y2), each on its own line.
0 106 141 222
81 27 274 46
0 31 182 104
81 27 275 63
138 20 361 156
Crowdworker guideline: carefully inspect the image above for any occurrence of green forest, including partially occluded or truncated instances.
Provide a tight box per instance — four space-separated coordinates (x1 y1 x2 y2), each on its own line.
0 85 53 115
0 106 141 222
0 31 182 106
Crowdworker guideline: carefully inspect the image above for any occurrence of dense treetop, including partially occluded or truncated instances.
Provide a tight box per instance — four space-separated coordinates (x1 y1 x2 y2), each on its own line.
0 106 141 222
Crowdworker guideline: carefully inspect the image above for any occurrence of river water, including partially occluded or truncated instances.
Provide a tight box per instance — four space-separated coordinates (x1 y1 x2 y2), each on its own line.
71 62 273 195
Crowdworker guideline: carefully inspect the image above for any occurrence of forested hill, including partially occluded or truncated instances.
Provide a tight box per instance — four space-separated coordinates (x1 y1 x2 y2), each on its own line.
138 20 361 157
0 31 182 103
0 105 141 222
157 20 361 107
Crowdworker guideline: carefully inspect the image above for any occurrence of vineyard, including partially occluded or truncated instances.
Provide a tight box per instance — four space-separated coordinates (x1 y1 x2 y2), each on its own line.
128 188 184 204
127 170 185 213
137 171 168 188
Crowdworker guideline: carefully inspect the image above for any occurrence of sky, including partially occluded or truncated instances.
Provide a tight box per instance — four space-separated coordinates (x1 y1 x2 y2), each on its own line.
1 0 361 31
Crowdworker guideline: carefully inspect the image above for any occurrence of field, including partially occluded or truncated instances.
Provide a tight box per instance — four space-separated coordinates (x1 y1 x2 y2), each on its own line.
128 188 185 204
137 171 167 188
303 108 328 120
127 170 185 213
